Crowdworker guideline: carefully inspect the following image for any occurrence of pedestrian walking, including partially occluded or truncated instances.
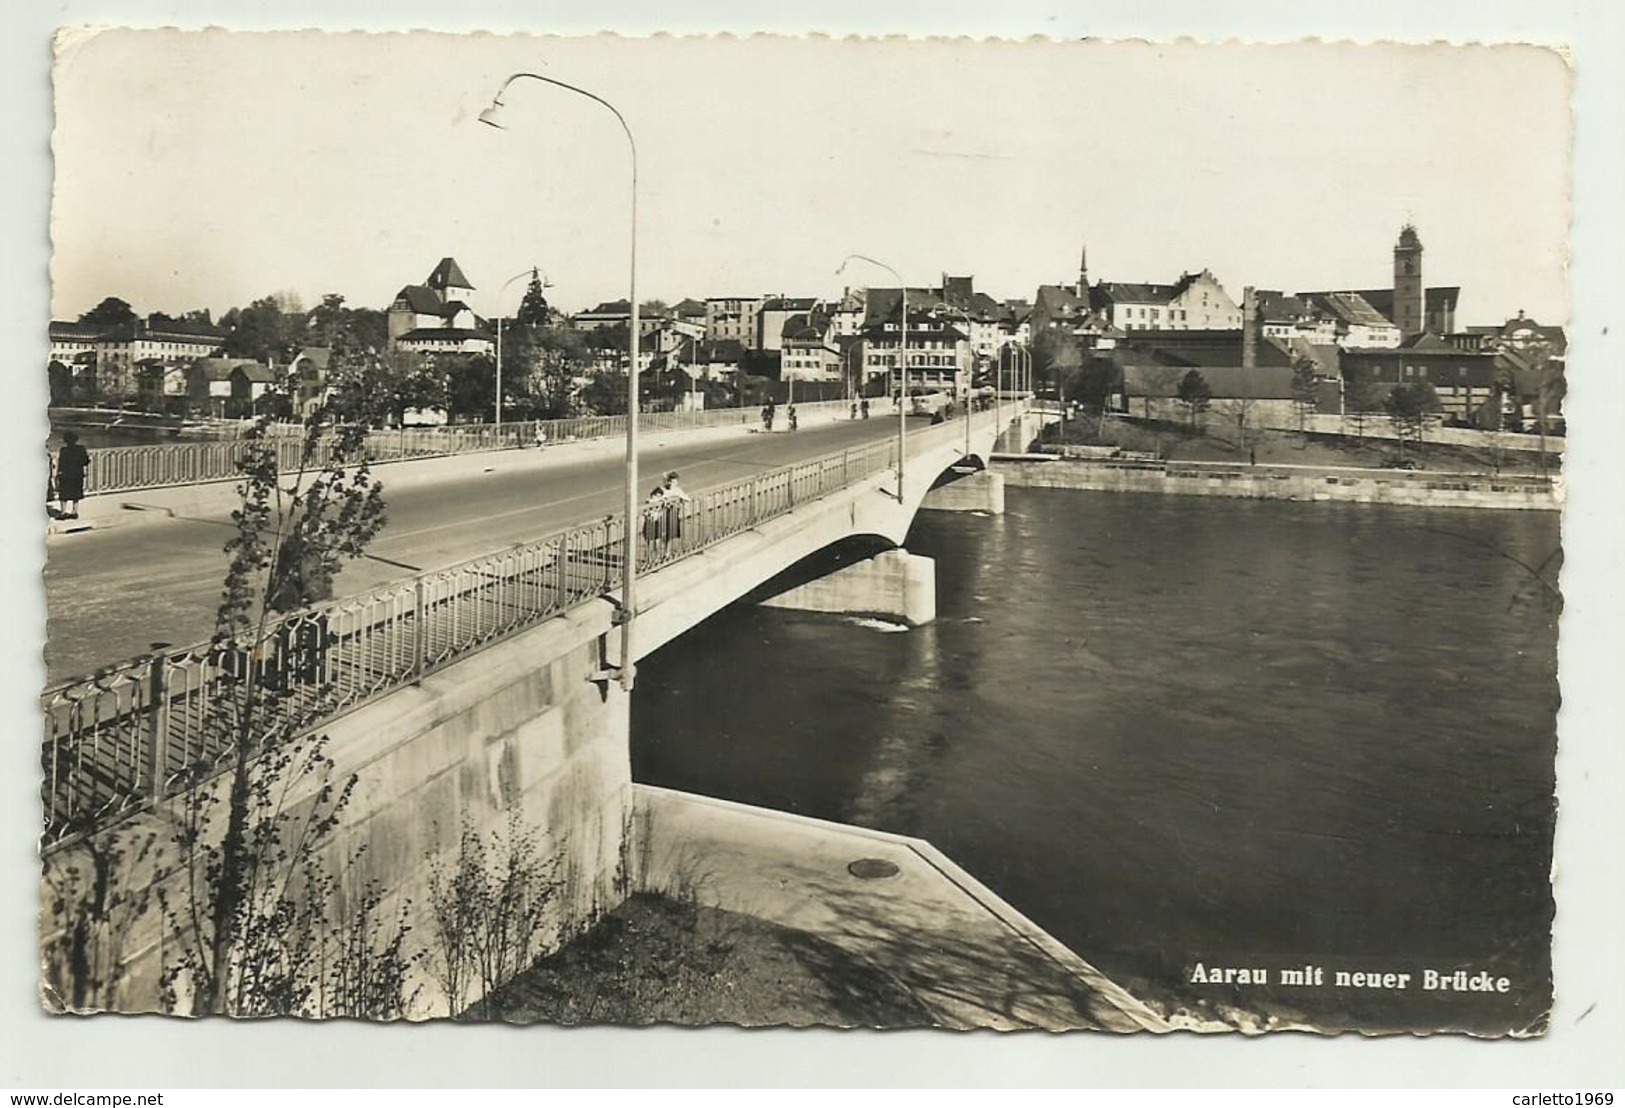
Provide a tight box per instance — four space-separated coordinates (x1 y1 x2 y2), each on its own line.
850 399 859 420
54 431 90 519
787 404 798 432
661 471 692 543
761 402 774 432
860 397 870 420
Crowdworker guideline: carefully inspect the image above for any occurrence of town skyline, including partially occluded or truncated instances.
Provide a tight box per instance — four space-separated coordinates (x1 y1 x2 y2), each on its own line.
50 33 1569 328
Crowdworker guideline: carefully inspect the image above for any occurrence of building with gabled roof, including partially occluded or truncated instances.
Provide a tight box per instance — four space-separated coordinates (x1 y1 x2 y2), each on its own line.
388 257 490 354
1090 268 1241 332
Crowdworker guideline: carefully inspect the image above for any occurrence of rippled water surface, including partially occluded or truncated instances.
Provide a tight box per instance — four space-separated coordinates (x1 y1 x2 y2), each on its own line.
632 488 1560 1033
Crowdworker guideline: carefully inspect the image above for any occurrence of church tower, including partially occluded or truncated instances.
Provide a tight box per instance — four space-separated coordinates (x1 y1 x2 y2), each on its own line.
1393 224 1424 339
1076 244 1090 299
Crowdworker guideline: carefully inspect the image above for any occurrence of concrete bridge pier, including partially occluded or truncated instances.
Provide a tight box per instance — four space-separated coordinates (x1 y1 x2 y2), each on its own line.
759 548 936 626
921 469 1005 515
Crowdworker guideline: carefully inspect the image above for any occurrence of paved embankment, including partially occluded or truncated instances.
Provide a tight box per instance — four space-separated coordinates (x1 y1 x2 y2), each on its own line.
632 784 1168 1032
994 455 1561 511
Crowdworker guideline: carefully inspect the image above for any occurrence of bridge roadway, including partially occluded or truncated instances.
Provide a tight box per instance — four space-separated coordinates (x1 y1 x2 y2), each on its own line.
44 414 912 684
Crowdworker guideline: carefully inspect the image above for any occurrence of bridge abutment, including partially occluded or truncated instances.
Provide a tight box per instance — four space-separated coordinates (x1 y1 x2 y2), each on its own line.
920 469 1006 515
759 548 936 626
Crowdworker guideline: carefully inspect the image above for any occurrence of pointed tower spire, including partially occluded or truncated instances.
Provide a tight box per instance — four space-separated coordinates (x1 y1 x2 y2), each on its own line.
1077 244 1090 299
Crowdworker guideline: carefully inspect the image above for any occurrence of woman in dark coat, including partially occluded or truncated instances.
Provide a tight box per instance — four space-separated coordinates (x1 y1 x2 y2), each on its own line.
55 431 90 518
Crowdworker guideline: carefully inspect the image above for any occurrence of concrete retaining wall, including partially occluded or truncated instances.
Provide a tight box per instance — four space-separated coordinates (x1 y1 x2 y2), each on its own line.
40 600 633 1018
996 457 1561 512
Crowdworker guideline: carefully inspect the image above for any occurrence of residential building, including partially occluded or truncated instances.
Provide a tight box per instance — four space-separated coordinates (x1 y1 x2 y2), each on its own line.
780 311 842 382
1299 291 1402 349
185 358 279 419
705 296 766 348
1254 291 1339 345
48 321 103 369
859 310 972 396
756 297 821 353
88 318 227 403
1091 269 1243 332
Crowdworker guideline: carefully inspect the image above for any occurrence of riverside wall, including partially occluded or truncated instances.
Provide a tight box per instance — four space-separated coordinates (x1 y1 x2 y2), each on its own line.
995 457 1561 512
39 599 633 1019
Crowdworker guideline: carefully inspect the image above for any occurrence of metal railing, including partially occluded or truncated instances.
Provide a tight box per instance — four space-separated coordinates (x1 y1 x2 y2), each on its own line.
42 410 990 846
79 399 860 496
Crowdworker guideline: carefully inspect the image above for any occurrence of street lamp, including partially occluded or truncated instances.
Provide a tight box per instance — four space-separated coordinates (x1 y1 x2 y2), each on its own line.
493 266 547 429
838 254 908 495
481 71 641 691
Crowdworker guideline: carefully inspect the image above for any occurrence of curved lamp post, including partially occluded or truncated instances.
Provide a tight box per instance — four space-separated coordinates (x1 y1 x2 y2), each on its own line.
493 265 547 429
481 72 640 691
838 254 907 495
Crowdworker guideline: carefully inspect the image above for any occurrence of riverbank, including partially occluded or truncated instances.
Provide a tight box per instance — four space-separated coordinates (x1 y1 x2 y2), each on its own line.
995 455 1561 511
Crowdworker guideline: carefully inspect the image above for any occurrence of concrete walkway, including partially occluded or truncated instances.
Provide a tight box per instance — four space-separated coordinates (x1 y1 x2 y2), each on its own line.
632 784 1168 1032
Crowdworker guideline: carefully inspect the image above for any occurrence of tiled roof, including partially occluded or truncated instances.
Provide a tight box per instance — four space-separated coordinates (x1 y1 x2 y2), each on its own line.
578 300 633 317
1301 291 1391 328
394 285 450 317
426 257 473 291
1399 332 1459 352
50 321 105 341
1093 281 1180 306
688 339 746 363
396 327 493 342
1113 329 1292 369
1122 364 1299 400
189 357 262 382
863 287 941 325
1256 291 1319 322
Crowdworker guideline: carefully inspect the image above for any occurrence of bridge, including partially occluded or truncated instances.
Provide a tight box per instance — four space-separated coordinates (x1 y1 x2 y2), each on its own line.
41 402 1146 1024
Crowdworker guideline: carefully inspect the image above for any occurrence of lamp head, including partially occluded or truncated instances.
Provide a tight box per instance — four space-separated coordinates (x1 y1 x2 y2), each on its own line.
478 98 507 129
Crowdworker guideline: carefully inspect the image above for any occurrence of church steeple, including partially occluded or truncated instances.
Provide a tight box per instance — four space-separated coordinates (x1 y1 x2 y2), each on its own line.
1076 244 1089 299
1393 224 1424 339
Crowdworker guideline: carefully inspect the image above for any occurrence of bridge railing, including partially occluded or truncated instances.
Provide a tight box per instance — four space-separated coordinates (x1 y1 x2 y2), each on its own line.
41 411 997 846
79 400 859 496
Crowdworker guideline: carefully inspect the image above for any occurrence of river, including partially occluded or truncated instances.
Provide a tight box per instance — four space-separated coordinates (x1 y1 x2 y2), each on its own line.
630 486 1560 1035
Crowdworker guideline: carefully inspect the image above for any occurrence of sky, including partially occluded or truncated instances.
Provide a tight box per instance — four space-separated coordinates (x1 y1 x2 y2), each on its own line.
49 31 1571 328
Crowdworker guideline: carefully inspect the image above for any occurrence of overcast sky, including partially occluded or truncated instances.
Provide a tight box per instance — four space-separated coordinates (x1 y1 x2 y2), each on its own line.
50 31 1570 326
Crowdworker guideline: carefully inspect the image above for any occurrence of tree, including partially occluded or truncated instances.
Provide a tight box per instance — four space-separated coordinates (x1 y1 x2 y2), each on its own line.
372 351 449 425
42 357 415 1018
445 354 497 421
169 360 395 1016
48 361 74 406
1290 357 1320 441
1343 366 1382 439
515 272 552 328
1175 369 1213 431
1385 380 1441 459
221 296 301 363
77 297 139 331
501 322 590 420
578 369 629 416
1065 357 1118 414
638 299 670 318
1215 397 1261 454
